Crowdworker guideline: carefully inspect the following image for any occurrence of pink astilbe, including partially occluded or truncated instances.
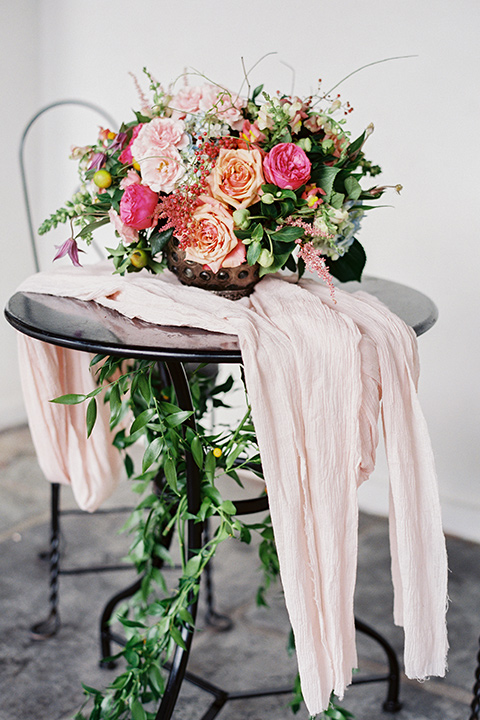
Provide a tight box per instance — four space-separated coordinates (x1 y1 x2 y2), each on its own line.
128 71 150 111
296 240 335 298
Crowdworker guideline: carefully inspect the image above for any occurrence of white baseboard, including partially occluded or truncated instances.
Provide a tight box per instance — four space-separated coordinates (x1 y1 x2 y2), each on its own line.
358 476 480 544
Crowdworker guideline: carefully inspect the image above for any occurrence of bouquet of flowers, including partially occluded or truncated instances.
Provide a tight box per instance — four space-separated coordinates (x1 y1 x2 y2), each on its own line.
40 68 400 293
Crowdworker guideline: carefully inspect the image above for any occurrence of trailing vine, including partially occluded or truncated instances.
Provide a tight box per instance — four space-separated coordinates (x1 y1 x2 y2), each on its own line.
53 356 351 720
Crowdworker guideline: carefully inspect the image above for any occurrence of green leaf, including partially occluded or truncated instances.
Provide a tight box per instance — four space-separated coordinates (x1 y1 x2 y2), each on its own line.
81 682 101 696
330 191 345 209
191 436 204 468
326 239 366 282
164 456 178 492
247 240 262 265
149 227 173 256
178 607 194 625
165 410 193 428
203 484 222 505
142 437 164 472
314 166 341 200
251 222 264 242
89 354 106 367
225 443 244 470
148 665 165 695
270 226 305 242
130 699 147 720
137 373 151 402
118 618 147 629
252 83 264 101
344 176 362 201
75 217 109 239
169 625 187 651
219 500 236 515
86 398 97 438
347 130 366 156
184 554 202 577
50 393 86 405
130 408 157 435
204 451 216 482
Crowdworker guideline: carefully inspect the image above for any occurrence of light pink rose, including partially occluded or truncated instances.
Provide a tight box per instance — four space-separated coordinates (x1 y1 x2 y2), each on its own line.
132 117 189 155
207 148 265 209
198 84 245 131
134 144 186 193
263 143 312 190
108 208 139 245
130 118 188 193
170 86 203 118
119 183 159 230
120 169 141 189
185 194 246 273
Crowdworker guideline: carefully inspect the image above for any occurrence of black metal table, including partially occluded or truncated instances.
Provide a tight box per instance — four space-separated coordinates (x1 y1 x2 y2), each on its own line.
4 277 438 720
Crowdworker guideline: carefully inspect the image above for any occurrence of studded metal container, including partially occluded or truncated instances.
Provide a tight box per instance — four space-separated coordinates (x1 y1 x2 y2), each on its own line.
165 238 261 301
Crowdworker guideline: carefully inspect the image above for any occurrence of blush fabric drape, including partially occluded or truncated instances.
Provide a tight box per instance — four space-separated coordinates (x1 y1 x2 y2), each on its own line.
16 264 448 715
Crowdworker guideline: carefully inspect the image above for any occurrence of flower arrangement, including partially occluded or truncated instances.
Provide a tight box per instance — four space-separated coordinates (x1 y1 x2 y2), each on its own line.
39 67 400 292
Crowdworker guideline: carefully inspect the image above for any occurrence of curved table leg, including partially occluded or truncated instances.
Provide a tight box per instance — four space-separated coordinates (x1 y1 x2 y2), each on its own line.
354 617 402 712
469 636 480 720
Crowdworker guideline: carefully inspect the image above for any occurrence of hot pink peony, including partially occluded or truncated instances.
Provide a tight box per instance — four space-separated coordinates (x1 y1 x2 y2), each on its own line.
185 194 246 273
119 124 143 165
119 183 159 230
263 143 312 190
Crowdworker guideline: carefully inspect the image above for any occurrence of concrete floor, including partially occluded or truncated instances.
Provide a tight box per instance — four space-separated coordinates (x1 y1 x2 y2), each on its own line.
0 424 478 720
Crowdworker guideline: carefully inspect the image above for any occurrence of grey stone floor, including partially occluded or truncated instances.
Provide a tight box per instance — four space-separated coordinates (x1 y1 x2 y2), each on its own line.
0 424 478 720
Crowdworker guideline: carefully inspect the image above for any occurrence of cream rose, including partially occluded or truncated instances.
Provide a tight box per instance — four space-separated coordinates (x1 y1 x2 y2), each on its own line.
207 148 265 209
185 194 246 273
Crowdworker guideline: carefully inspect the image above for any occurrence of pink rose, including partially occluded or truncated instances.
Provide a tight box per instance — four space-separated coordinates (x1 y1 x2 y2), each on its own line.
185 194 246 273
130 118 188 193
132 117 189 154
119 184 159 230
120 169 141 189
108 208 139 245
263 143 312 190
119 124 143 165
198 84 246 131
207 148 265 209
170 86 203 119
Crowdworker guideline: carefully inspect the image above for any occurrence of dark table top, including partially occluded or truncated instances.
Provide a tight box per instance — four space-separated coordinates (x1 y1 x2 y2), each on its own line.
5 276 438 363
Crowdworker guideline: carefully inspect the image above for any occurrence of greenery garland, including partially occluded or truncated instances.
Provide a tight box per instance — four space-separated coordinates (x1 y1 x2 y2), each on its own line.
53 356 352 720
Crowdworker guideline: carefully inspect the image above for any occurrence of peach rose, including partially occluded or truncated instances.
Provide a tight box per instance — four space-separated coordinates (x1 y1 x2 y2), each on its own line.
185 194 246 273
207 148 265 209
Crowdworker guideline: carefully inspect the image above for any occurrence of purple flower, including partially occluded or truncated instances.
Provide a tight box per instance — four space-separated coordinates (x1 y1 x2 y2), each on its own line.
53 237 83 267
109 131 128 153
88 152 107 171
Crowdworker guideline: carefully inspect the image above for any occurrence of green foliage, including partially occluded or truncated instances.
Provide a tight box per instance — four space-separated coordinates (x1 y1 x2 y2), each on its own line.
54 358 352 720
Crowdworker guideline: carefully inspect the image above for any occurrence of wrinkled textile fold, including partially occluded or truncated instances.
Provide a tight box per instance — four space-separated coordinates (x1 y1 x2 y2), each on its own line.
16 264 448 715
17 334 122 512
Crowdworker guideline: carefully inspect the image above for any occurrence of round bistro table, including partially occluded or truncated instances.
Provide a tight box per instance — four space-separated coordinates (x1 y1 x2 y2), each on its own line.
4 276 438 720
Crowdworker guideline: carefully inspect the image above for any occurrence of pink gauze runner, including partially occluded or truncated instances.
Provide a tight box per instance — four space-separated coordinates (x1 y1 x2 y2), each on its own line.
16 263 448 716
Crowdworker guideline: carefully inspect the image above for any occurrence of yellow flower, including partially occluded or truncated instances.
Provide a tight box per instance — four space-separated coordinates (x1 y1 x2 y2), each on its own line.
213 447 222 458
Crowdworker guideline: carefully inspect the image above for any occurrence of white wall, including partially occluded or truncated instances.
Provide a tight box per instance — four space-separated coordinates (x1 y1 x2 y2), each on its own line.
2 0 479 540
0 1 41 426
